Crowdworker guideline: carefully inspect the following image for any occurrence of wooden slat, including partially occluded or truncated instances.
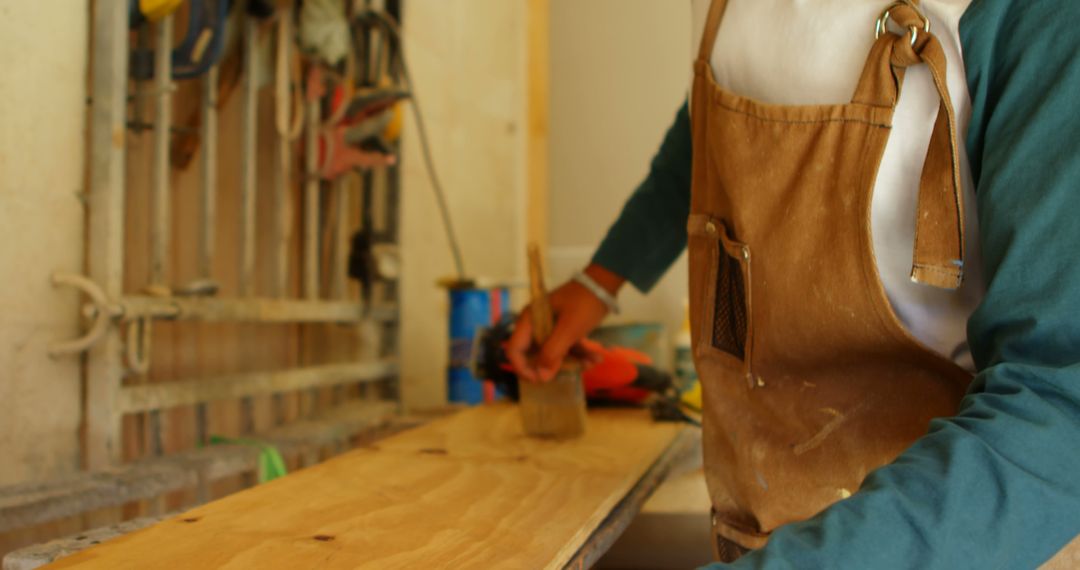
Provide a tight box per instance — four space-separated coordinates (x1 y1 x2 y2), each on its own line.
149 15 173 288
302 99 320 300
117 362 398 414
41 406 686 570
117 296 395 323
84 0 130 469
237 17 259 297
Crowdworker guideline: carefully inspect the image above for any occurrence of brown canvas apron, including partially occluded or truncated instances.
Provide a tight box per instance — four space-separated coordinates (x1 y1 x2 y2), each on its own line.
687 0 974 559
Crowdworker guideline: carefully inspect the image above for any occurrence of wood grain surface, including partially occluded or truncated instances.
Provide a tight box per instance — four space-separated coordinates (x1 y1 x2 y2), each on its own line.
44 405 686 570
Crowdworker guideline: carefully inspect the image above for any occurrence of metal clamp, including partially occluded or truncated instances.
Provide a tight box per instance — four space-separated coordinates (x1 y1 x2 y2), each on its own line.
49 273 117 357
49 273 159 375
125 317 153 375
875 0 931 46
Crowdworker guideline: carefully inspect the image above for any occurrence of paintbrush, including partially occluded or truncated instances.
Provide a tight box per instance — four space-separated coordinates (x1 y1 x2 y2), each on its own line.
518 244 587 438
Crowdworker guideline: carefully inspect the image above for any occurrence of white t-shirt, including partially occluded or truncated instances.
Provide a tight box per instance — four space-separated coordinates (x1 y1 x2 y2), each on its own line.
690 0 985 370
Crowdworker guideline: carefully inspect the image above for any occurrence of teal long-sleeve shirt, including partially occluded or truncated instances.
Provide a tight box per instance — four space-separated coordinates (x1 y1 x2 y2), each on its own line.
592 1 1080 567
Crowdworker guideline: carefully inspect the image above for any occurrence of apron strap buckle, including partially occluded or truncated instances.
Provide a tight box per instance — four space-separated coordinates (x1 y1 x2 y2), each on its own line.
875 0 931 42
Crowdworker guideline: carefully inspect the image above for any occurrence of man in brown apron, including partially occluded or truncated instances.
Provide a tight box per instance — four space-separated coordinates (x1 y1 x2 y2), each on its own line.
508 0 1080 566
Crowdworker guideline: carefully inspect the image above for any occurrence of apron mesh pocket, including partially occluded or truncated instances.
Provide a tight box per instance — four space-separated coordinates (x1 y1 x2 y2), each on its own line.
715 535 750 563
712 248 747 359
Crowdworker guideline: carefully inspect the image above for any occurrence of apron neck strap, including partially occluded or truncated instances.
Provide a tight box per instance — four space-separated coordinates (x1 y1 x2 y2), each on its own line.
698 0 731 63
852 3 966 289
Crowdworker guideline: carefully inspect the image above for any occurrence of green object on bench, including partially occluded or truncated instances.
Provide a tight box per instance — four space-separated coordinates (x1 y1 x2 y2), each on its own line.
207 436 288 483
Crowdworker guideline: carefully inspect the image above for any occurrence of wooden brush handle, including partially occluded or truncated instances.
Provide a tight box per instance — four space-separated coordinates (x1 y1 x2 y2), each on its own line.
527 244 554 345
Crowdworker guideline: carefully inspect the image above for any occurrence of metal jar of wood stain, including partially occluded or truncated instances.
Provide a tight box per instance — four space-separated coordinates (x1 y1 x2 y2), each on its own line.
518 361 587 439
447 286 510 404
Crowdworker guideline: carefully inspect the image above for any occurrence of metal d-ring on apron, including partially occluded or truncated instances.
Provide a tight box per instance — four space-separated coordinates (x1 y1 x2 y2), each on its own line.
687 0 972 561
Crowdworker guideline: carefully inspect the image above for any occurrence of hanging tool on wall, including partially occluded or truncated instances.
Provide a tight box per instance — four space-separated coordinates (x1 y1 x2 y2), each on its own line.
288 2 406 304
297 0 350 66
298 1 409 181
275 8 306 143
346 229 400 305
129 0 185 25
164 0 280 169
339 9 410 157
130 0 235 81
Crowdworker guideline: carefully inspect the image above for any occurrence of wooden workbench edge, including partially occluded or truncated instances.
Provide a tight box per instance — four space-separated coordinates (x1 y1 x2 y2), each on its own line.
563 426 701 569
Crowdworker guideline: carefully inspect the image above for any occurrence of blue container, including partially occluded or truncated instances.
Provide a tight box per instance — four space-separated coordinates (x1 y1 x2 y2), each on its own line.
448 287 510 404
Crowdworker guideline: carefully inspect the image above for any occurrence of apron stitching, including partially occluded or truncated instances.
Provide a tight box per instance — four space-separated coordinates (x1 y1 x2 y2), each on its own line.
712 99 892 128
912 264 961 275
924 53 966 260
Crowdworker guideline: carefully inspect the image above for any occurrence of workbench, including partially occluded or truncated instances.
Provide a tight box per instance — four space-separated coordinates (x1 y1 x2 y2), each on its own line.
38 404 695 569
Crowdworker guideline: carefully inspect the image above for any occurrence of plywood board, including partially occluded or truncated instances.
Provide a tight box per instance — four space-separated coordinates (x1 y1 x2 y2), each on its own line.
44 405 686 569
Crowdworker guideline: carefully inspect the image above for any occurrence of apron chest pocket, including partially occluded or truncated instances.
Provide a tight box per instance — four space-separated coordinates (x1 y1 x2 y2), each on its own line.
687 214 754 380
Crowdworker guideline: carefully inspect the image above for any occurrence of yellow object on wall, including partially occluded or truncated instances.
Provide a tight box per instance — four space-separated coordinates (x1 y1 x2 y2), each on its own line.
139 0 184 23
382 103 404 143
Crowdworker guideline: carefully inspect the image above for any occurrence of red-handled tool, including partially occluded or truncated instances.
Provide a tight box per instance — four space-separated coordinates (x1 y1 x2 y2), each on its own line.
473 316 681 409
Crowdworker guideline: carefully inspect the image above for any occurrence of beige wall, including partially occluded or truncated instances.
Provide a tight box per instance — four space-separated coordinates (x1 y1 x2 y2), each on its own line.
548 0 692 360
0 1 88 485
399 1 529 409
